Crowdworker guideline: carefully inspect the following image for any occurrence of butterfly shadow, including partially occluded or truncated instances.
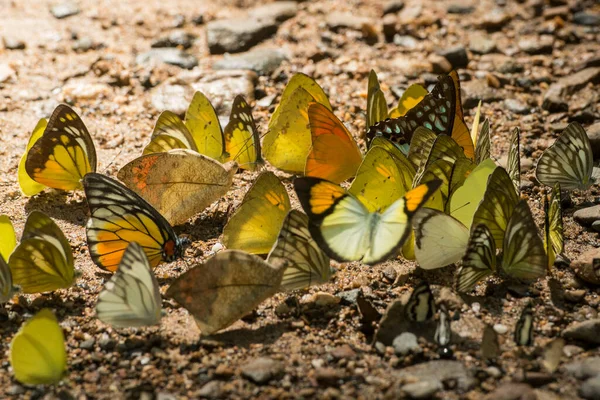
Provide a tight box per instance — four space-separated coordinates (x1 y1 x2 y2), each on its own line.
177 208 230 243
201 321 288 348
24 192 88 227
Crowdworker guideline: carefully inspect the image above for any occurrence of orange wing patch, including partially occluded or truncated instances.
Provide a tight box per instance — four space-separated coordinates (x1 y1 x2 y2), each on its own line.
309 181 347 214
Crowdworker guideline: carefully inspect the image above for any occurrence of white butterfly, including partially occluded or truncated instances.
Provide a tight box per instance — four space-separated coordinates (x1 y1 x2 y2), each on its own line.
96 242 162 328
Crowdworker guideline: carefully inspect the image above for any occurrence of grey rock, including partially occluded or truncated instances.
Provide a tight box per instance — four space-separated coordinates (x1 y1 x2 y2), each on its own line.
326 12 372 31
469 34 496 54
563 319 600 345
336 289 361 304
402 380 443 399
462 79 503 109
151 31 195 49
207 18 278 54
504 99 529 114
574 205 600 226
0 64 16 84
383 0 404 15
394 360 476 391
72 37 94 52
542 84 568 112
549 68 600 98
151 84 192 115
570 248 600 285
543 6 570 20
485 383 536 400
190 70 257 115
382 265 398 282
315 367 342 386
2 37 25 50
593 220 600 233
192 14 204 25
447 4 474 14
565 358 600 379
198 381 223 399
240 357 284 384
478 9 511 30
98 337 116 351
6 385 25 396
136 48 198 69
383 15 397 41
393 332 421 355
563 344 585 357
581 376 600 400
438 46 469 70
577 56 600 72
50 1 79 19
429 54 452 74
393 35 419 49
250 1 297 23
213 48 287 76
573 12 600 27
518 35 553 55
564 289 587 303
587 122 600 159
80 338 95 350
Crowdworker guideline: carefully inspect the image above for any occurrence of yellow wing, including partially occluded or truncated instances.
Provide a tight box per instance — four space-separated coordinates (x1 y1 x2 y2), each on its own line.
222 171 291 254
224 95 263 170
143 111 198 155
0 214 16 261
305 103 362 184
18 118 47 196
264 74 332 173
25 104 97 191
10 308 67 385
185 91 226 161
366 70 388 128
389 83 428 118
118 149 237 226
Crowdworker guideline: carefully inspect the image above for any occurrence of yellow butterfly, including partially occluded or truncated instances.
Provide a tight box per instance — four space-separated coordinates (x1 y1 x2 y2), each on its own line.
24 104 97 192
263 73 332 173
222 171 291 255
18 118 48 196
294 177 441 265
9 211 75 293
83 173 188 272
10 308 67 385
223 95 263 171
544 183 563 269
117 149 237 225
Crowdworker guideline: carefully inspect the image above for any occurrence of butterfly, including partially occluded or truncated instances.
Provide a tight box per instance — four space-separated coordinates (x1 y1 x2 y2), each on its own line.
96 242 162 328
544 183 563 269
481 324 501 361
434 303 452 349
10 308 67 385
24 104 97 192
474 118 491 165
143 91 224 160
514 302 534 346
367 71 474 160
83 173 187 272
389 83 429 119
8 211 75 294
0 216 17 302
166 250 285 335
117 149 237 225
405 281 436 322
507 127 521 194
263 73 332 173
267 210 333 291
18 118 48 196
0 254 16 303
295 177 441 265
366 69 389 128
535 122 596 190
304 102 362 184
455 200 547 293
222 171 291 255
222 95 263 171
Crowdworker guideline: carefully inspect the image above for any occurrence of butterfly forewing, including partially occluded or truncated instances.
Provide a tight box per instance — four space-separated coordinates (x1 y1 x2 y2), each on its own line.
535 122 594 190
514 302 534 346
507 127 521 194
544 183 563 269
185 91 225 160
143 111 197 155
224 95 262 171
83 173 182 272
474 118 491 165
456 224 496 293
367 70 389 128
501 200 547 280
406 282 436 322
0 257 16 303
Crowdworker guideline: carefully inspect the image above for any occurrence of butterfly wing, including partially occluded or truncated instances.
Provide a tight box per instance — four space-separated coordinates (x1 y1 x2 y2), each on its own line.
507 127 521 194
267 210 332 291
224 95 262 170
118 149 236 225
96 242 162 328
185 91 225 160
143 111 198 155
83 173 183 272
474 118 491 165
544 183 563 269
222 171 291 255
471 167 519 249
25 104 97 191
413 208 470 270
448 158 496 227
501 200 547 280
366 70 389 128
18 118 48 196
0 256 16 303
455 224 497 293
405 281 436 322
535 122 594 190
305 103 362 184
389 83 428 118
10 308 67 385
0 215 16 262
21 210 74 267
514 302 534 346
166 250 284 335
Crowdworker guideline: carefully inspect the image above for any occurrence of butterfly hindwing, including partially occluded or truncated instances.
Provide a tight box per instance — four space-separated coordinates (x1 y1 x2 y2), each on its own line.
456 224 496 293
83 173 184 272
142 111 198 155
514 302 534 346
544 183 563 269
406 282 436 322
224 95 262 170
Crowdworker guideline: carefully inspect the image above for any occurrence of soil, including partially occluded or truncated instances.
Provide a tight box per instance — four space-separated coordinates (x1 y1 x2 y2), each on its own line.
0 0 599 399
